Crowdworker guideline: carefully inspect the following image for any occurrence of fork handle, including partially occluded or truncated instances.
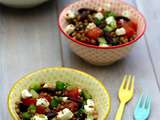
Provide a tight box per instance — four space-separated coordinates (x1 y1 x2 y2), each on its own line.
115 102 125 120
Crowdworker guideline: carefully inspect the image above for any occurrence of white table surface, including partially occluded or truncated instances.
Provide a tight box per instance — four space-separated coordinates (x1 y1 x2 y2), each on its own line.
0 0 160 119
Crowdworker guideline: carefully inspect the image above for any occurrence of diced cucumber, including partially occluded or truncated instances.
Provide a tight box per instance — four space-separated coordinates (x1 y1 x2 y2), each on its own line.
22 112 31 120
50 97 59 108
98 37 107 44
30 89 39 98
56 81 66 90
104 25 115 32
104 11 116 18
28 105 36 113
30 83 41 92
95 18 101 26
81 90 92 100
86 114 94 120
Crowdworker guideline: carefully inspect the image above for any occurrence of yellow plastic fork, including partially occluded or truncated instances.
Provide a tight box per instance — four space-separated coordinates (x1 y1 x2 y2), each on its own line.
115 75 135 120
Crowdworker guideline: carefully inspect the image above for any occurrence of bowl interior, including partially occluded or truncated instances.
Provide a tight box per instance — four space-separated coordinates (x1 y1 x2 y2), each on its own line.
8 67 110 120
59 0 146 48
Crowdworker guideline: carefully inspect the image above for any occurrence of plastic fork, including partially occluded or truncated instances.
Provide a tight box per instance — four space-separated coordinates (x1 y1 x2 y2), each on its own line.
115 75 135 120
134 95 152 120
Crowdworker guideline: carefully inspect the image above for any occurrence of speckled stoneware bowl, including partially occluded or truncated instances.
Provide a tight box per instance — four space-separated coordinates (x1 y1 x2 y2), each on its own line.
8 67 111 120
0 0 48 8
58 0 146 66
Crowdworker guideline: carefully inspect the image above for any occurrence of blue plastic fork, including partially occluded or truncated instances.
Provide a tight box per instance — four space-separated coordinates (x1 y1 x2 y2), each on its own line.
134 95 152 120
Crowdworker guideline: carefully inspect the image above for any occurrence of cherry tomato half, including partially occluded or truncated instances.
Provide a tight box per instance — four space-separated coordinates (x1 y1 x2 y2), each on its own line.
86 27 103 39
36 106 46 114
64 101 79 112
123 21 137 37
39 92 52 102
22 98 36 106
64 88 81 101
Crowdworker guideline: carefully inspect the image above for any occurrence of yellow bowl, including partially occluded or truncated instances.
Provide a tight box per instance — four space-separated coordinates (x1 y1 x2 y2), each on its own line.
8 67 111 120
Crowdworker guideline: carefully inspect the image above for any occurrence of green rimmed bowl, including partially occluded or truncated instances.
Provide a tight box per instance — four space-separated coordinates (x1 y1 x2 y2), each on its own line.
8 67 111 120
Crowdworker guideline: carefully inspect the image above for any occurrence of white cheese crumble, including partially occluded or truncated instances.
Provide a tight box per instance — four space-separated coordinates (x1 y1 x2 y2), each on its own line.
86 23 96 30
57 108 73 120
115 27 126 36
87 99 95 107
43 83 53 88
64 24 75 34
122 10 130 18
105 16 116 25
84 99 95 113
62 97 68 102
84 105 95 113
64 10 76 19
94 12 104 20
31 114 48 120
21 89 32 99
36 98 49 107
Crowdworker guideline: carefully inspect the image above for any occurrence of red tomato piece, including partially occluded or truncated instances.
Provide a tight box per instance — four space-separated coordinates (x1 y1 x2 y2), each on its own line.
123 21 137 37
86 27 103 39
22 98 36 106
64 101 79 112
64 88 80 101
36 106 46 114
39 93 52 102
127 21 137 31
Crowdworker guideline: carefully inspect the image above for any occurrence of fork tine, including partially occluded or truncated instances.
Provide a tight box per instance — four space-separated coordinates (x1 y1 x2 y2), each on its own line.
146 96 152 110
142 96 148 108
120 75 127 89
136 95 143 107
130 76 135 91
126 75 131 89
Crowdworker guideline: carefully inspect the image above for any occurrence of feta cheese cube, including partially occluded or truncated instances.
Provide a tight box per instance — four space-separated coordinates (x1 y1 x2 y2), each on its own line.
62 97 68 102
36 98 49 107
57 108 73 120
64 24 75 34
87 99 95 107
122 10 130 18
64 10 76 19
105 16 116 25
21 89 32 99
86 23 96 30
115 27 126 36
84 105 94 113
94 12 104 20
31 114 48 120
43 83 53 88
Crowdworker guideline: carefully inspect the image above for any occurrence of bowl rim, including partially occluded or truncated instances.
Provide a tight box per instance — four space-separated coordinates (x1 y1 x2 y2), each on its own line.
58 0 146 49
8 67 111 120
